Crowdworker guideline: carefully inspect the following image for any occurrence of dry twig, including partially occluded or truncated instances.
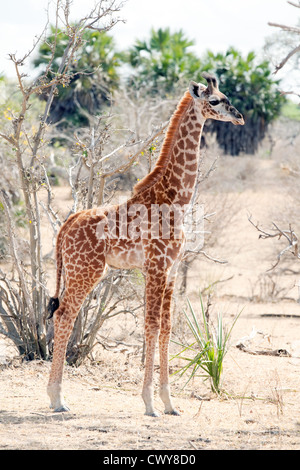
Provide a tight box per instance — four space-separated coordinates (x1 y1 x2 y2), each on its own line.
268 1 300 75
248 214 299 271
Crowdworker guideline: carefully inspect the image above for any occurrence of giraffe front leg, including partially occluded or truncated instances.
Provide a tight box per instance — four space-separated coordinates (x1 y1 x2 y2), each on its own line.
142 271 167 417
47 383 69 412
159 276 180 416
142 328 160 417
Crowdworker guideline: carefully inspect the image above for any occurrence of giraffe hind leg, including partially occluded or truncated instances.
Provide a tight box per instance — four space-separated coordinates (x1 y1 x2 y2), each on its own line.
47 264 106 412
47 297 77 412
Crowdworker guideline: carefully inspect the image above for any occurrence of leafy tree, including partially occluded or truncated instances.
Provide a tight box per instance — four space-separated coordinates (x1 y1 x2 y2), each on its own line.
33 27 121 127
124 27 202 95
202 48 285 155
124 32 284 155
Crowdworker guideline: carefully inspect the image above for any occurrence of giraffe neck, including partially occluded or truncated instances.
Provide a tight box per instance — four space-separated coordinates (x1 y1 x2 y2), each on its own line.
154 99 205 206
132 92 206 207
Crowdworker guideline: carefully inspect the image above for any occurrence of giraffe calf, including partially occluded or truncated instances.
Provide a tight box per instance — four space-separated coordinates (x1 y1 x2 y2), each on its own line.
47 74 244 416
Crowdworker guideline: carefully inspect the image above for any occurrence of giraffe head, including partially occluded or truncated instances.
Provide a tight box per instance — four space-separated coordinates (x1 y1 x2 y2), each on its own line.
189 72 244 126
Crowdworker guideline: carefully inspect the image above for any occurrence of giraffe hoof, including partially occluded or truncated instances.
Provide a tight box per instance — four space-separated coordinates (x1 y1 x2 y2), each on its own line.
54 404 70 412
145 411 160 418
165 409 180 416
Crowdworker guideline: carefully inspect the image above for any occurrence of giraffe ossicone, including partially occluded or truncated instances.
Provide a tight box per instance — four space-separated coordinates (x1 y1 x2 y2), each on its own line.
47 73 244 416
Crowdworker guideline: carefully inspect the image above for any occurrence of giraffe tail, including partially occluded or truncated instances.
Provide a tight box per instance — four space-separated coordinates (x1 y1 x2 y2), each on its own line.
47 226 63 319
47 216 70 319
47 222 65 319
47 212 83 320
47 297 60 319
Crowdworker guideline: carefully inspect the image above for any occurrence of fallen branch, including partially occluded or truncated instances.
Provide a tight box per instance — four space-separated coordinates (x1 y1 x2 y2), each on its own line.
236 343 291 357
260 313 300 319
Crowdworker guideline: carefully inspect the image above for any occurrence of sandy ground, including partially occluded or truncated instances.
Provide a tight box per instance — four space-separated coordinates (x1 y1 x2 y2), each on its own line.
0 119 300 451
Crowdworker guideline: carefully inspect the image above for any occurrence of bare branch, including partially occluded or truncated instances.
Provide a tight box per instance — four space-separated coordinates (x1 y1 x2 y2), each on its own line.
272 44 300 74
279 89 300 98
268 1 300 84
0 191 35 324
183 249 228 264
248 214 299 271
268 22 300 34
0 133 16 146
287 1 300 8
78 0 126 32
102 121 169 177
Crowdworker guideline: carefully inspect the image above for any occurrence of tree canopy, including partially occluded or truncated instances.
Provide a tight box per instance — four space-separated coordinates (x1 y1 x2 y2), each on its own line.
33 27 121 127
32 27 285 154
124 27 201 94
122 31 285 155
202 47 285 155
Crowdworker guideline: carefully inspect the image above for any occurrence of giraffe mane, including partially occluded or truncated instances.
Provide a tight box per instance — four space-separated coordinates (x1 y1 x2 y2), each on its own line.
133 90 193 195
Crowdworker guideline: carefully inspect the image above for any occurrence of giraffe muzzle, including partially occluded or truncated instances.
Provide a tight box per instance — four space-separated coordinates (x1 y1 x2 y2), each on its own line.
230 107 244 126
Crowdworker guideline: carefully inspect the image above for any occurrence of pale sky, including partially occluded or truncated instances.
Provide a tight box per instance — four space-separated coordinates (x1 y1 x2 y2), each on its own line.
0 0 298 88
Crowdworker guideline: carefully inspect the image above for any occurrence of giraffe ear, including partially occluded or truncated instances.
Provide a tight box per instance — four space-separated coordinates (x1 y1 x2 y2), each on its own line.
189 81 206 99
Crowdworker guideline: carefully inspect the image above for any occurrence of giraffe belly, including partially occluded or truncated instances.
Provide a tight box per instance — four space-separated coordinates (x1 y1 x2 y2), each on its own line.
106 240 144 270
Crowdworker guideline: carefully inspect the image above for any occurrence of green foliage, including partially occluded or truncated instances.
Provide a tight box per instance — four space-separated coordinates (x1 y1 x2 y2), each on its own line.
32 26 285 155
172 296 242 394
123 30 284 155
281 100 300 121
33 27 121 127
124 28 201 95
202 48 285 155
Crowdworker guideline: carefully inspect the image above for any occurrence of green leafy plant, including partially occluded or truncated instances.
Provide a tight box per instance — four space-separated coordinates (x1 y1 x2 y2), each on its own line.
33 27 121 128
172 295 242 394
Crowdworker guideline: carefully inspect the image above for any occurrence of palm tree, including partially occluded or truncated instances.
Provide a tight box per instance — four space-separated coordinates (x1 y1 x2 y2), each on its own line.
124 28 202 95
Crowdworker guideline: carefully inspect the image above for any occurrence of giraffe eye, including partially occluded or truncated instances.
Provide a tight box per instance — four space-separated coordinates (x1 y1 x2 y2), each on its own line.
209 99 220 106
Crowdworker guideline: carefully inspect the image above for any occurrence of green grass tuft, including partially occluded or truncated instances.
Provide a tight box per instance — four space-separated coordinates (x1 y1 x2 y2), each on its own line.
172 295 242 394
